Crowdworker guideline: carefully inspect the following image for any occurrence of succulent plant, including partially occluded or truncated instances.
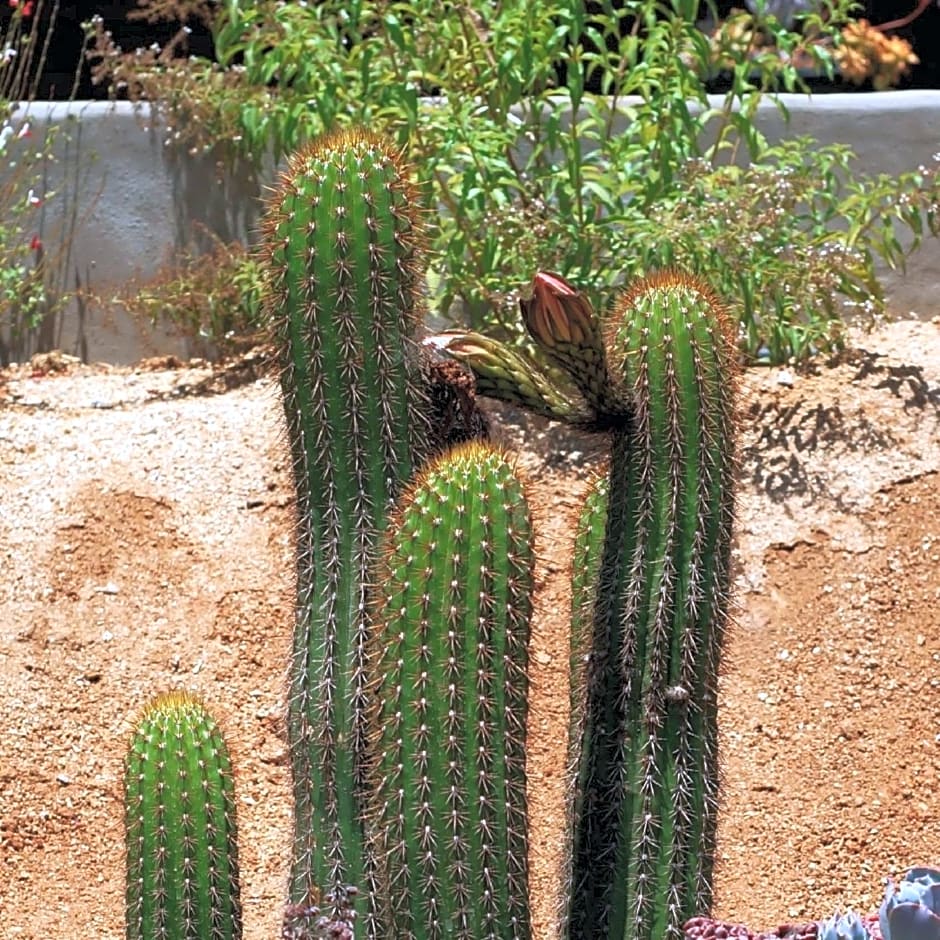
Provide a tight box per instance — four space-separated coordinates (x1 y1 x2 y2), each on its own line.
426 329 595 426
124 691 241 940
558 271 738 940
366 440 535 939
881 868 940 940
260 127 437 918
819 910 874 940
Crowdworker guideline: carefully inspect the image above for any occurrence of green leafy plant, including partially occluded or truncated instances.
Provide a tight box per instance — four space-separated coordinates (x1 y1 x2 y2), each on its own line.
0 0 64 364
89 0 940 363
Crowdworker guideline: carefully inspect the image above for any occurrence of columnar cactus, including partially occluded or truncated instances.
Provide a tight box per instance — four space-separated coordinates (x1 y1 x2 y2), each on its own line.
260 128 435 917
124 691 241 940
367 440 535 940
563 271 738 940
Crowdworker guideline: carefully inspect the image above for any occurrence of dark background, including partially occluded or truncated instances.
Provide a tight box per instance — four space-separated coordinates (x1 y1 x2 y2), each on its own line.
6 0 939 100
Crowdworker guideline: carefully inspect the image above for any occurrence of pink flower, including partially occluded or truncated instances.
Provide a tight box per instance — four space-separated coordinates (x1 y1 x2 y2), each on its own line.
520 271 597 348
16 122 30 139
9 0 35 16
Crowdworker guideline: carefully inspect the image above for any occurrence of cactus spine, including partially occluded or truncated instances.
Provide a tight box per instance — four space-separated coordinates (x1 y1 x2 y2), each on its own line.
261 128 433 917
367 441 534 940
564 271 738 940
124 691 241 940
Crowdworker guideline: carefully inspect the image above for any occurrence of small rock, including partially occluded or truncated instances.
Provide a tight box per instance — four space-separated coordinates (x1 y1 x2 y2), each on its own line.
56 773 71 786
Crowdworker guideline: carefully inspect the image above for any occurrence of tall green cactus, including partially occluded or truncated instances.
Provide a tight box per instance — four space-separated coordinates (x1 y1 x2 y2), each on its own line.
366 440 534 940
563 271 738 940
261 128 434 916
124 691 241 940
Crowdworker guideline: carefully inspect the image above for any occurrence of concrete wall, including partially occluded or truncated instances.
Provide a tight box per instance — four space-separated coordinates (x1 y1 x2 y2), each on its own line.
7 92 940 364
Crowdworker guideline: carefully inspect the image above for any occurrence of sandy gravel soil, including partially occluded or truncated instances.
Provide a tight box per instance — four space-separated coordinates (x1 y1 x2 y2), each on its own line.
1 320 938 939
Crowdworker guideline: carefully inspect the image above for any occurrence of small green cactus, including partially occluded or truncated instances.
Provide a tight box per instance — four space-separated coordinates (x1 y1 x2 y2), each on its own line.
366 440 535 940
261 127 435 917
124 691 241 940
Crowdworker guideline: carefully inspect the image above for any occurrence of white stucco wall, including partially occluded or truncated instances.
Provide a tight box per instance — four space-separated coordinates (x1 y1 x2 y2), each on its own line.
7 92 940 364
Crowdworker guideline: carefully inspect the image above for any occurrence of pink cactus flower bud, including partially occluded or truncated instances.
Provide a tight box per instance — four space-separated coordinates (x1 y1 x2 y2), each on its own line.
520 271 595 347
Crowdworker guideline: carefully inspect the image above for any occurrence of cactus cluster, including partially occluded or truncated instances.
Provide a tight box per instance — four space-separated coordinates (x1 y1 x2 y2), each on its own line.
120 127 921 940
121 128 739 940
440 268 738 940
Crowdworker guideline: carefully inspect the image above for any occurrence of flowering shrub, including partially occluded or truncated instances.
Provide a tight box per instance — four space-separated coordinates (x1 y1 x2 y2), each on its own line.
0 0 55 364
8 1 36 18
86 0 940 364
835 20 919 90
707 11 919 90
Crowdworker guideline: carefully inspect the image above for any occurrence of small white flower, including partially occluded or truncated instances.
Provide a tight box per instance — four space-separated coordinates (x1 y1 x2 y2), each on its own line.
0 124 12 152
